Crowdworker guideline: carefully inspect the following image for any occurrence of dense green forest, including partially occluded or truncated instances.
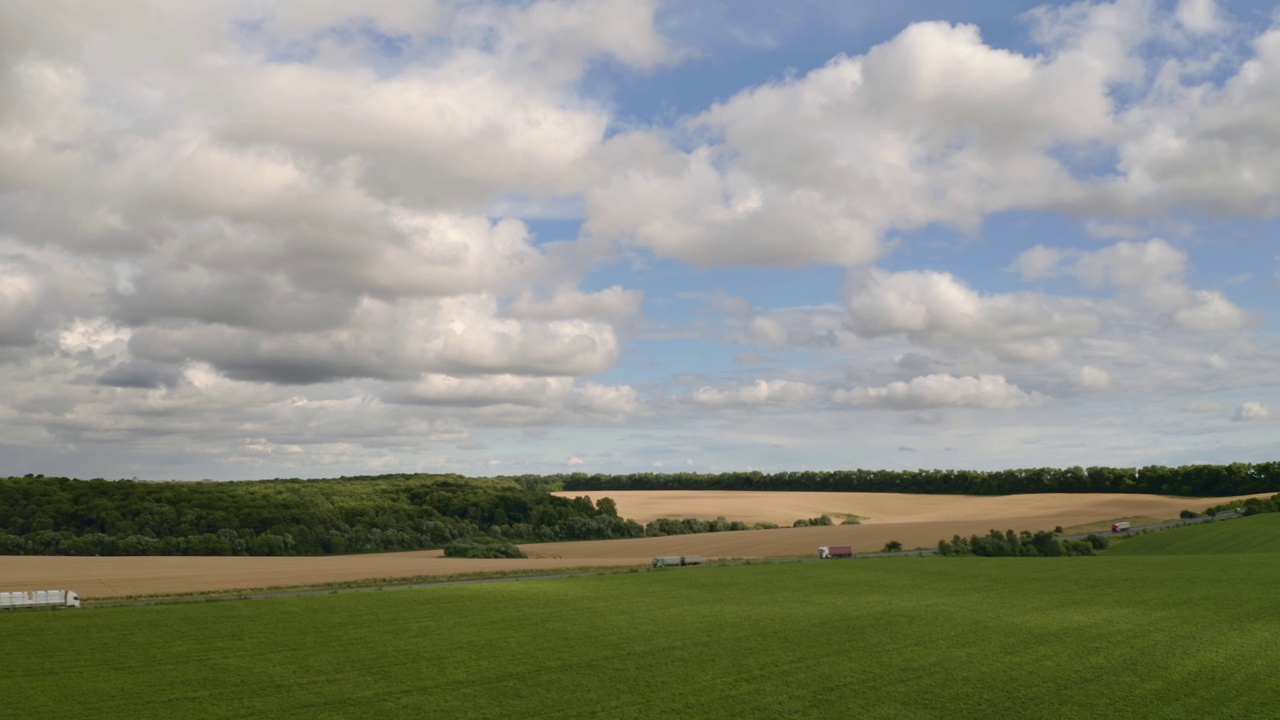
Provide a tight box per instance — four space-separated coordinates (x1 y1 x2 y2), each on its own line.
535 461 1280 496
0 474 645 557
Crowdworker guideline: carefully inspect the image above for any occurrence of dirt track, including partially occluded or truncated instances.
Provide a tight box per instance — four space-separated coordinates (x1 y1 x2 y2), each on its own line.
0 491 1264 598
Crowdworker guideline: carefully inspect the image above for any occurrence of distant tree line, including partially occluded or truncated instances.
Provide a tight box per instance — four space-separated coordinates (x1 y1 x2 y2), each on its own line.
936 530 1110 557
0 474 647 557
534 461 1280 497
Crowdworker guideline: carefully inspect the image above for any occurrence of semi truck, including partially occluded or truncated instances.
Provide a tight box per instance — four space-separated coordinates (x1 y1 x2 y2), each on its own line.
0 590 81 610
818 545 853 559
1111 522 1131 532
652 555 703 568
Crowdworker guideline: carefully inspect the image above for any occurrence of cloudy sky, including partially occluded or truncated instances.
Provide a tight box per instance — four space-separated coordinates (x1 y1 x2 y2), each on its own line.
2 0 1279 480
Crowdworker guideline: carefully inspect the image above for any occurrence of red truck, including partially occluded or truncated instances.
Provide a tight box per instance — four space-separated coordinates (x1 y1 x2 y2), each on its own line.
818 545 853 559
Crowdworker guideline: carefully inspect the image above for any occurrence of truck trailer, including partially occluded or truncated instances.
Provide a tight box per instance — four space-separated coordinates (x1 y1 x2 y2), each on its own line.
818 545 853 559
652 556 703 568
0 590 81 610
1111 522 1131 532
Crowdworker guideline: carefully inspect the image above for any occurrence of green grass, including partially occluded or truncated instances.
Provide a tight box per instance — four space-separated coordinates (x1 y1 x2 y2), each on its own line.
1107 512 1280 555
4 556 1279 719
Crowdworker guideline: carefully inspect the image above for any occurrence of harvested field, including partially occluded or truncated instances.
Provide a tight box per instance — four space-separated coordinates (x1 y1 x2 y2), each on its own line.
1 491 1267 598
551 489 1258 526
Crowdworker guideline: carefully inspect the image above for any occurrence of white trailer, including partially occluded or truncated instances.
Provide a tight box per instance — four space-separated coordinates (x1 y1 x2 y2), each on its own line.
0 590 81 610
652 556 703 568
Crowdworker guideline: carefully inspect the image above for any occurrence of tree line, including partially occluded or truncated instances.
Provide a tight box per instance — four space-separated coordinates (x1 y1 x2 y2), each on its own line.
523 461 1280 497
0 474 646 557
0 474 796 557
936 529 1110 557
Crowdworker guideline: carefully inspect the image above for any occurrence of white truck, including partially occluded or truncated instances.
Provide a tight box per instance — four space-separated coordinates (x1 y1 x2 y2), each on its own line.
0 590 81 610
1111 522 1131 533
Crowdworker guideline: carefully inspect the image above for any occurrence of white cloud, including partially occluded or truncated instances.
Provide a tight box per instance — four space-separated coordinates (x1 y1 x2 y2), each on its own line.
833 374 1046 410
504 286 643 324
1009 239 1250 333
128 295 621 384
1174 0 1225 36
586 7 1148 267
1009 246 1067 281
1072 365 1112 390
393 374 638 420
844 267 1099 361
1103 26 1280 217
1232 401 1272 422
1069 239 1186 290
691 379 819 408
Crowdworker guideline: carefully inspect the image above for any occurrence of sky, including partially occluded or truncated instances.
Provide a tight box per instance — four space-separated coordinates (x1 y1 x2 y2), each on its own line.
2 0 1279 481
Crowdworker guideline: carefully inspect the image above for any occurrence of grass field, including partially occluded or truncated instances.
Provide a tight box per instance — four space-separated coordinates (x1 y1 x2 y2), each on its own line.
1108 512 1280 555
5 552 1280 719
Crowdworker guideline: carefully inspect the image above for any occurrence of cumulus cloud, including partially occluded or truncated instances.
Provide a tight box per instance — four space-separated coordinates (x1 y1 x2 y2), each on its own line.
1232 401 1272 422
1174 0 1225 36
128 295 621 385
691 379 819 408
585 6 1147 267
844 267 1099 361
833 374 1046 410
1009 239 1250 333
391 373 638 420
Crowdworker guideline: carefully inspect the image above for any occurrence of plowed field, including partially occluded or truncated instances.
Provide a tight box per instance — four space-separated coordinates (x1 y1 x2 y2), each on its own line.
1 491 1265 598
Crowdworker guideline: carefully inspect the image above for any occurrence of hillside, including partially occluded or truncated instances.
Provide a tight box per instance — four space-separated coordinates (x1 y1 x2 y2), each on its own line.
1107 513 1280 556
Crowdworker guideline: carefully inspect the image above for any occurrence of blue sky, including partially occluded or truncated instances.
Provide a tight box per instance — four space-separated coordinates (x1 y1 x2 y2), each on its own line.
0 0 1277 480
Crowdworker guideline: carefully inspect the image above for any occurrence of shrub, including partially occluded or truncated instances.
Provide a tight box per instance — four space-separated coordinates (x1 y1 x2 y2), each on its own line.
882 540 903 552
840 518 861 525
443 537 527 559
1180 509 1200 519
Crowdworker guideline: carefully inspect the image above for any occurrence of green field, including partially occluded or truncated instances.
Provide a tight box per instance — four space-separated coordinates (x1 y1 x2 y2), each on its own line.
5 551 1280 719
1107 513 1280 555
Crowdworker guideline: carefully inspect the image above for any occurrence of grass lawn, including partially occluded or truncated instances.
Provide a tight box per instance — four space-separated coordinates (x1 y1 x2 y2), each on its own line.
4 553 1278 719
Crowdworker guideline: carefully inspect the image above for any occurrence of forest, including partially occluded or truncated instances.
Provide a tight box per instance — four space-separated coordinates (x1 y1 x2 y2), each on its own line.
0 474 642 557
538 461 1280 497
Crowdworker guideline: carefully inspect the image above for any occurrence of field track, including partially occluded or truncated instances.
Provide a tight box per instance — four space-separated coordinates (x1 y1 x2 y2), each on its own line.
1 490 1268 598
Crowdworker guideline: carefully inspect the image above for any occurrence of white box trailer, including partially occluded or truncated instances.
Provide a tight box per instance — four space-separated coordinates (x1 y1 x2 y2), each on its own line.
0 590 81 610
652 556 702 568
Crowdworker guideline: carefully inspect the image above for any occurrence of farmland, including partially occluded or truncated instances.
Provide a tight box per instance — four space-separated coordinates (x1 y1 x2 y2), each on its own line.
5 551 1280 719
1107 512 1280 555
2 490 1267 598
